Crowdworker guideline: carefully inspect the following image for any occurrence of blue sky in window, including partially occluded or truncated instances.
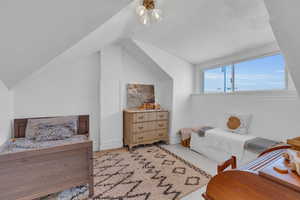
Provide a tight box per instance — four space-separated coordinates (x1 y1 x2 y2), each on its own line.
204 54 285 92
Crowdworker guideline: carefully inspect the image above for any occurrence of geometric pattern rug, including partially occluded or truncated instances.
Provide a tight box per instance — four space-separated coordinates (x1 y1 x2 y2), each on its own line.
93 145 211 200
40 145 211 200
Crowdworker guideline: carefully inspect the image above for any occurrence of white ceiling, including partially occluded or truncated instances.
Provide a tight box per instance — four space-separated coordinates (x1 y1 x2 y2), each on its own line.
0 0 130 88
133 0 277 64
0 0 278 87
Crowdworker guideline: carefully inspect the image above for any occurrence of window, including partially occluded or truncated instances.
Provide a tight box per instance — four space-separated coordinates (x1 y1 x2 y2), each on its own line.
204 66 232 92
203 54 286 93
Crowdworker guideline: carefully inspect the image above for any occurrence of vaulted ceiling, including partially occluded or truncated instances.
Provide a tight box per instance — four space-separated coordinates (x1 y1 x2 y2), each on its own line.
0 0 278 88
133 0 276 63
0 0 130 88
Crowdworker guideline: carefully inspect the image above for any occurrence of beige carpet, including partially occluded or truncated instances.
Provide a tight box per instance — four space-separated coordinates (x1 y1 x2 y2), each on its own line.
41 145 211 200
93 145 211 200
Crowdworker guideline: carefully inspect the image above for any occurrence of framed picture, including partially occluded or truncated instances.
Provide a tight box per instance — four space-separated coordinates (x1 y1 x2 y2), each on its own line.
127 84 155 108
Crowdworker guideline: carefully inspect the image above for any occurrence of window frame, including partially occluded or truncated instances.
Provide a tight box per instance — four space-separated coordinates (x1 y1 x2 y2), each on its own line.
201 52 288 94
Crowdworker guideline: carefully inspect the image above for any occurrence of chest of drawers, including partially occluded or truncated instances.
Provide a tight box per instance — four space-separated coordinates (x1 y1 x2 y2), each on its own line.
123 109 169 150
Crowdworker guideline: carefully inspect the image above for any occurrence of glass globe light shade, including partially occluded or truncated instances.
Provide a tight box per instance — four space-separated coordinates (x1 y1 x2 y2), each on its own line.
136 5 146 17
140 13 150 25
151 9 162 22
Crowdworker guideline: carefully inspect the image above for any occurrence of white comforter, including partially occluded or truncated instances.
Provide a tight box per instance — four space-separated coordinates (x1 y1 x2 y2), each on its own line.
199 128 255 158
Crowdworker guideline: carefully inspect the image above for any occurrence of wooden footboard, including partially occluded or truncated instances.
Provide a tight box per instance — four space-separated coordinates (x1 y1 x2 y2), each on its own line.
0 141 93 200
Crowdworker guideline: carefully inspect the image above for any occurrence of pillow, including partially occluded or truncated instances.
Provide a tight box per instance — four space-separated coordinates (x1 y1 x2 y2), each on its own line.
224 113 252 134
35 125 74 142
25 116 78 140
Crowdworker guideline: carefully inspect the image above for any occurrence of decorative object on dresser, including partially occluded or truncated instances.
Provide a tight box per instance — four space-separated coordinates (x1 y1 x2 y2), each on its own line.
123 109 169 150
202 145 300 200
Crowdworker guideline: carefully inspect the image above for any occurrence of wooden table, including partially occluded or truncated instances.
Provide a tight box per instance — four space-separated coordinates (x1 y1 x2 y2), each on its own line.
203 147 300 200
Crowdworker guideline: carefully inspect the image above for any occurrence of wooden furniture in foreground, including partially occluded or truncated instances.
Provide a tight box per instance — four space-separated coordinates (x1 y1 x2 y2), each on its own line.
0 115 93 200
217 156 237 174
123 109 169 150
203 145 300 200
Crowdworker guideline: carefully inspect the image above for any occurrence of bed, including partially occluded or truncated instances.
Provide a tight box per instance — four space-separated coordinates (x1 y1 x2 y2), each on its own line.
0 115 94 200
190 128 268 165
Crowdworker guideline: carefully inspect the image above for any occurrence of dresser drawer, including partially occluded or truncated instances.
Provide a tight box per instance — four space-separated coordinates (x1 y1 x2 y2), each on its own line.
133 121 156 133
134 131 157 143
133 112 157 122
147 112 157 121
133 113 147 122
157 129 168 138
133 122 148 132
157 112 168 120
134 134 147 143
156 121 168 129
147 121 156 131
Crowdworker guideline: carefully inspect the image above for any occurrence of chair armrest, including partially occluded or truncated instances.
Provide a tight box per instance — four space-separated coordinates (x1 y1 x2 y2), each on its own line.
217 156 237 174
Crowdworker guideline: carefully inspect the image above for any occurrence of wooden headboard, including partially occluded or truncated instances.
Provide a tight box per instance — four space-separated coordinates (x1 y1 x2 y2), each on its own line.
14 115 89 138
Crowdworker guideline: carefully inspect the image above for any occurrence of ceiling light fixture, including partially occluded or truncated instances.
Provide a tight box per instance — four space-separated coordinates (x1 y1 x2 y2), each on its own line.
136 0 162 25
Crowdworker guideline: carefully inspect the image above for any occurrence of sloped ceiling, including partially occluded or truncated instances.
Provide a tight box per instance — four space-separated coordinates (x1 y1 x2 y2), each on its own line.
0 0 130 88
133 0 277 64
1 0 279 88
264 0 300 94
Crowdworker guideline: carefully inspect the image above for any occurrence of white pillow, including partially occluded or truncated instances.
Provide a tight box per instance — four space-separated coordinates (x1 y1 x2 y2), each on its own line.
223 113 252 135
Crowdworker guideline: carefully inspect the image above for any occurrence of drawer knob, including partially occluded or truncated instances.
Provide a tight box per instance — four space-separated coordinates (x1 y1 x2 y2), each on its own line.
138 126 144 130
158 124 164 127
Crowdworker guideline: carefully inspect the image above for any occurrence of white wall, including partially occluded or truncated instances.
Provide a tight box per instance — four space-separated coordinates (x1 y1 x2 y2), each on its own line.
134 40 195 144
0 81 12 146
190 92 300 141
99 44 172 150
121 48 172 110
13 53 100 151
99 45 123 150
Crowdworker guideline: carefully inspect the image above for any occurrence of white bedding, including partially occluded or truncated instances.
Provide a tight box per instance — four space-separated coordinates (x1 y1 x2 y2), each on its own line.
190 128 258 165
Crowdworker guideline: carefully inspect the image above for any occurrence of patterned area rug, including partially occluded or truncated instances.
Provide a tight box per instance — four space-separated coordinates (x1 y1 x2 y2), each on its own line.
41 145 211 200
93 145 211 200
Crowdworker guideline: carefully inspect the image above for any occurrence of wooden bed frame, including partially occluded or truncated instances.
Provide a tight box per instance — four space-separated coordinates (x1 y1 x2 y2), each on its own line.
0 115 94 200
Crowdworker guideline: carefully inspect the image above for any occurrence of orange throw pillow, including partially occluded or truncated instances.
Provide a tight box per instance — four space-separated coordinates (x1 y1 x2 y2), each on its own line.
227 116 241 130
